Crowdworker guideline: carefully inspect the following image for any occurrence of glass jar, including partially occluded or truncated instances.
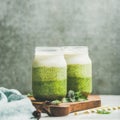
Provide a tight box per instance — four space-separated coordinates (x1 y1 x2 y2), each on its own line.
63 46 92 96
32 47 67 101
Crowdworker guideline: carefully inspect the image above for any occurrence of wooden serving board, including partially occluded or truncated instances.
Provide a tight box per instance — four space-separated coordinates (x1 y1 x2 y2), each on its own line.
29 95 101 116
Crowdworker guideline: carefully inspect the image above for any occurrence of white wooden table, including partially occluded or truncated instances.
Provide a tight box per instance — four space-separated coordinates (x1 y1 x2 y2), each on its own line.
41 95 120 120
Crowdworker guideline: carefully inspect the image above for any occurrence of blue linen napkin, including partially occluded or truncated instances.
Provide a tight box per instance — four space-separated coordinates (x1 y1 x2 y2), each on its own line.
0 87 36 120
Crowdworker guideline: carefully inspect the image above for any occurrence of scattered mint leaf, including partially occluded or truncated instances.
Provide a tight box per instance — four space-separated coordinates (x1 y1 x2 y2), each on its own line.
77 98 86 102
62 98 69 103
27 93 33 97
51 100 61 105
97 110 111 114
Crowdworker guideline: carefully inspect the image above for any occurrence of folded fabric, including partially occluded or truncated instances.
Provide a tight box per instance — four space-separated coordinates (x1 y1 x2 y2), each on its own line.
0 87 36 120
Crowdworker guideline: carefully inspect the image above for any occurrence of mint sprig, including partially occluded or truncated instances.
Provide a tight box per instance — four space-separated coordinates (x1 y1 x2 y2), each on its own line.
62 90 87 103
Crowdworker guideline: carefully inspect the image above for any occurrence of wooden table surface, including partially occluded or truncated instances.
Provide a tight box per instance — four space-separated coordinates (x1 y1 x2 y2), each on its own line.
40 95 120 120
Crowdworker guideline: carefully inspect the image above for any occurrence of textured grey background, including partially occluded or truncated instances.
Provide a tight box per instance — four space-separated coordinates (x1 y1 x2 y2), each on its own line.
0 0 120 94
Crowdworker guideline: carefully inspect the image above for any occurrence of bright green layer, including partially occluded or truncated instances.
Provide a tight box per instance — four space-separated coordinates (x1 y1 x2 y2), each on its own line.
67 77 92 93
67 64 92 78
32 80 67 101
32 66 67 81
67 64 92 93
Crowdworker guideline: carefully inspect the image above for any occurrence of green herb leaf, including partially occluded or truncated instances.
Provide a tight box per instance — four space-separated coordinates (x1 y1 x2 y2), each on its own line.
69 98 76 102
27 93 33 97
97 110 111 114
62 90 87 103
68 90 75 99
74 91 87 101
62 98 69 103
77 98 86 102
51 100 61 105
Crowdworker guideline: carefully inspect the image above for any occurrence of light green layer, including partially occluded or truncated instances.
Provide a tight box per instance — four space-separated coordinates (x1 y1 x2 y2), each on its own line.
67 64 92 78
32 66 67 81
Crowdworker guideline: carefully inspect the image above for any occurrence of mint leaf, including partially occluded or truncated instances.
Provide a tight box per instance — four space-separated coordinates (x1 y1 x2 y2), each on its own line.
51 100 61 105
27 93 33 97
97 110 111 114
77 98 86 102
62 98 70 103
68 90 75 99
62 90 87 103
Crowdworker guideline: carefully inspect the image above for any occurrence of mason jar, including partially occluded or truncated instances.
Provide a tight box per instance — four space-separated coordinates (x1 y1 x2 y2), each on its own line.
63 46 92 96
32 47 67 101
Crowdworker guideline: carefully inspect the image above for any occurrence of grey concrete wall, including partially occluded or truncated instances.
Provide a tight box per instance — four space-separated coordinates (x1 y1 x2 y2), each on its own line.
0 0 120 94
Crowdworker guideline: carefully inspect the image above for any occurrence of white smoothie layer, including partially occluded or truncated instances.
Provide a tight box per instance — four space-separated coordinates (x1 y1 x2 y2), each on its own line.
33 53 66 67
64 53 91 65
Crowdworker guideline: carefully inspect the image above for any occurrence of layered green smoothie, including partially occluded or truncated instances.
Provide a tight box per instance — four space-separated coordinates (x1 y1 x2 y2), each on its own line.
67 64 92 95
32 66 67 101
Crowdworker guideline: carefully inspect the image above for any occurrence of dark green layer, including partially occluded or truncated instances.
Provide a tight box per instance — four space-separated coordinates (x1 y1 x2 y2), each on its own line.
32 80 67 101
67 77 92 94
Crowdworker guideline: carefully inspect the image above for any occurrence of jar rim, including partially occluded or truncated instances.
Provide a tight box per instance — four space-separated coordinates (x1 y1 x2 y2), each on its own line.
35 47 63 55
63 46 88 54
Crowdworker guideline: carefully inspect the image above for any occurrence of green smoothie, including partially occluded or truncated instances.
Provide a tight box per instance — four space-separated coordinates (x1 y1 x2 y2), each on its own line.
32 66 67 101
67 64 92 95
